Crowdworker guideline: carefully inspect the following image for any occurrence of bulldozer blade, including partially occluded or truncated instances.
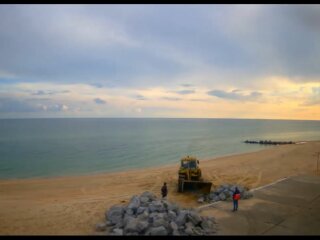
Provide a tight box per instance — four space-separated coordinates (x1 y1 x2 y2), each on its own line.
180 180 212 194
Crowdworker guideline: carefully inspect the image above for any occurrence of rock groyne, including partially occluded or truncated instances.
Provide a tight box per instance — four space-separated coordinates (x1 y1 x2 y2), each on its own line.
244 140 295 145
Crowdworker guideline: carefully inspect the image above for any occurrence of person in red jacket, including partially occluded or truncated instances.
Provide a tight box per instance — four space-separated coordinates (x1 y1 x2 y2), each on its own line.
232 187 241 211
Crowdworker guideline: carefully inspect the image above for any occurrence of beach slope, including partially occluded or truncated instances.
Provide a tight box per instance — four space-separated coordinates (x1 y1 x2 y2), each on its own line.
0 141 319 235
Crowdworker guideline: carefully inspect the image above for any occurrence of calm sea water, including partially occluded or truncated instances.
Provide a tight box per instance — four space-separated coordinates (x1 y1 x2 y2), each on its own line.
0 118 319 179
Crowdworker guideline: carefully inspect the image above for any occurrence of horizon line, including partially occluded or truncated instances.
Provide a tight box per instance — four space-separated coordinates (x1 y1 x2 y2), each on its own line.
0 117 319 121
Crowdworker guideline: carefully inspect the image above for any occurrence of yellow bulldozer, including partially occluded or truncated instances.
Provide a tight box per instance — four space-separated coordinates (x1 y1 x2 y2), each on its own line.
177 156 212 194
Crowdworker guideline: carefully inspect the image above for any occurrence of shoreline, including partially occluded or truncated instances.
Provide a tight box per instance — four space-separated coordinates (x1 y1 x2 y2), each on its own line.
0 144 273 182
0 140 313 183
0 141 319 235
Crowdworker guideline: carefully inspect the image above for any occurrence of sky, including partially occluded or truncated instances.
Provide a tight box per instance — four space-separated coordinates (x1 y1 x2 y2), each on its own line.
0 4 319 120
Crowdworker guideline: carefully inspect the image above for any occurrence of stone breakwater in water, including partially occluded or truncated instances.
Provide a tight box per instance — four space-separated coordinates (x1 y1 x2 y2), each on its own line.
198 184 253 203
244 140 295 145
95 191 217 235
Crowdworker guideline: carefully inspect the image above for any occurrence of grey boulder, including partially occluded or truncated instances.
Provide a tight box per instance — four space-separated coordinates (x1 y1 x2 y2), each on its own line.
95 222 107 232
149 226 168 235
106 206 125 225
218 192 226 201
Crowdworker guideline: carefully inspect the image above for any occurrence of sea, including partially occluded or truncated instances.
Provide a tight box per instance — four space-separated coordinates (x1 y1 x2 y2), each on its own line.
0 118 319 179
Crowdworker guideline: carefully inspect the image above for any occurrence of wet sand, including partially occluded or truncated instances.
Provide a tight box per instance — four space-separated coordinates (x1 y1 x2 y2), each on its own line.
0 141 319 235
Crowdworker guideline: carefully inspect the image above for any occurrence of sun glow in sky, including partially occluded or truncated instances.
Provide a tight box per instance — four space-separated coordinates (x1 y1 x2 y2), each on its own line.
0 4 319 120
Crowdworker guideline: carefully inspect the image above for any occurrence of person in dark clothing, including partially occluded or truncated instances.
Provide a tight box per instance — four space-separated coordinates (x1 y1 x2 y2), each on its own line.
161 182 168 199
232 187 240 211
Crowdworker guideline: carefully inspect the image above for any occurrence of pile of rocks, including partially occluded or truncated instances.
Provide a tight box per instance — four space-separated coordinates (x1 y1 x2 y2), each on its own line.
95 191 217 235
198 184 253 203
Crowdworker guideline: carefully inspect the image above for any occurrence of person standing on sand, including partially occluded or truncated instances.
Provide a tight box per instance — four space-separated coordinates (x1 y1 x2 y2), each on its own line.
232 187 241 211
161 182 168 199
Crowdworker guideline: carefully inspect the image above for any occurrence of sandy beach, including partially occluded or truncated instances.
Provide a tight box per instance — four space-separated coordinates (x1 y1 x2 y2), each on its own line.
0 141 319 235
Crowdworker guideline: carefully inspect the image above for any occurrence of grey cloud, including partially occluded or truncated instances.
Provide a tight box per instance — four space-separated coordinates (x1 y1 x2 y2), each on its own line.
207 89 262 101
135 95 147 100
32 90 50 96
190 98 209 102
0 5 187 87
91 83 104 88
27 98 51 102
91 82 118 89
250 91 263 98
285 5 320 32
45 104 68 112
175 90 195 95
0 98 38 112
1 4 319 102
94 98 107 104
31 90 70 95
231 89 241 93
181 84 193 87
162 97 181 101
0 98 69 113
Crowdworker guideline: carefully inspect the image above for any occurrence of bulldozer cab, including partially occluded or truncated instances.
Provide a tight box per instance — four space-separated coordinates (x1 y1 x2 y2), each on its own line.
179 156 201 181
180 156 199 168
181 159 199 169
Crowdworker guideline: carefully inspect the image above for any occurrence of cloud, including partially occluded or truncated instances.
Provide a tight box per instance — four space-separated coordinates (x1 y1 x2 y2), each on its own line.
90 83 104 88
175 90 195 95
217 5 320 80
134 107 142 113
0 5 187 86
0 5 319 120
94 98 107 104
190 98 209 102
161 97 181 101
0 69 17 79
0 98 38 112
302 87 320 106
135 95 147 100
31 90 70 95
207 89 262 101
44 103 69 112
0 98 70 113
180 84 193 87
32 90 50 96
1 5 319 89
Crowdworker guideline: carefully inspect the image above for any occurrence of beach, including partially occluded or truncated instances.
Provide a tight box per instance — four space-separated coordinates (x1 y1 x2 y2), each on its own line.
0 141 319 235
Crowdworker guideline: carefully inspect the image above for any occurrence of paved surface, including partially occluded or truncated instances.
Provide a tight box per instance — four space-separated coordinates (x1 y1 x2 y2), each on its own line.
199 175 320 235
